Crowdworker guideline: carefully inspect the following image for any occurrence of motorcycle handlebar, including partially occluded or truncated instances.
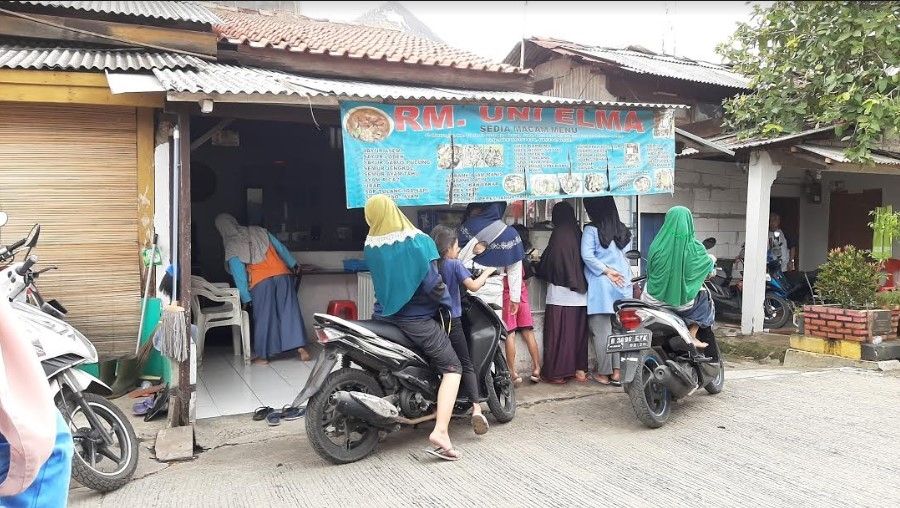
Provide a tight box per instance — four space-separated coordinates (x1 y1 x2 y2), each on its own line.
16 255 37 276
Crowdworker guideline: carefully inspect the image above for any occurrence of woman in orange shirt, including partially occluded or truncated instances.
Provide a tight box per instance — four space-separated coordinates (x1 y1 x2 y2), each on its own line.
215 214 310 364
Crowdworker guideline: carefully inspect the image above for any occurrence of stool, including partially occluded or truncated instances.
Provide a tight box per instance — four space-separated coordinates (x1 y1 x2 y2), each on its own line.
327 300 358 320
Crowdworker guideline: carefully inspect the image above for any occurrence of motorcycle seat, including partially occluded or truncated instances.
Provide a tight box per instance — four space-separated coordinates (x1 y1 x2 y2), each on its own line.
350 320 420 352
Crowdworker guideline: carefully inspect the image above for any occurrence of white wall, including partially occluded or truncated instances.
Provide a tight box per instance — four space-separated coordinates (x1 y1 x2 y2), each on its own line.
640 159 748 259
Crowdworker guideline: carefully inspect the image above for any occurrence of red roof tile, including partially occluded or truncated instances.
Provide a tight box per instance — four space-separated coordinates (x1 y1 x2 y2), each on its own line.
212 7 527 74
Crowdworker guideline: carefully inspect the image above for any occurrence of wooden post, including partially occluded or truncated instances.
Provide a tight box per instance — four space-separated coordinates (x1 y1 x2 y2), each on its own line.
171 110 194 426
741 150 781 335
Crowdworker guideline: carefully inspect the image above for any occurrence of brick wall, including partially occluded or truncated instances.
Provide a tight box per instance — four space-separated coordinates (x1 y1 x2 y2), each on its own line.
640 159 748 259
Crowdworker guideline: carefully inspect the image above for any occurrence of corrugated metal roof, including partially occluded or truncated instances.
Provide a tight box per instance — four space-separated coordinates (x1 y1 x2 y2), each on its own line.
0 44 203 71
12 1 221 24
796 144 900 166
520 38 749 90
715 125 838 151
154 62 690 109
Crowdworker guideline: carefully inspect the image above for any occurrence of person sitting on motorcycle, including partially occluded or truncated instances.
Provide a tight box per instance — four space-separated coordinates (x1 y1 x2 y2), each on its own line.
363 195 463 461
430 225 496 435
642 206 715 349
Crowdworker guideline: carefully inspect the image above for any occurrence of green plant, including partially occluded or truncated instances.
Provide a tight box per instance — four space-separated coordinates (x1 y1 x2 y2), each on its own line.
870 206 900 261
815 246 882 308
717 1 900 162
876 290 900 309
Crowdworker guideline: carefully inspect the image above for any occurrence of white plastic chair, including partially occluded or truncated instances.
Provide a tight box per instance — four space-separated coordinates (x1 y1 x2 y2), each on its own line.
190 276 251 364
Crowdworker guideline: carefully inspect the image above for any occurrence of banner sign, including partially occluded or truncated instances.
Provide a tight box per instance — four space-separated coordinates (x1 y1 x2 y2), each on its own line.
341 101 676 208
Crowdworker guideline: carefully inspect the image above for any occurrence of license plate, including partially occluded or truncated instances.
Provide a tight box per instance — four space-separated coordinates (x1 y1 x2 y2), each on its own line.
606 332 651 353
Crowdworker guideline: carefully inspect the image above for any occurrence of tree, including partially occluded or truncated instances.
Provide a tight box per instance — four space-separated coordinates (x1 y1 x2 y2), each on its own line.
717 1 900 161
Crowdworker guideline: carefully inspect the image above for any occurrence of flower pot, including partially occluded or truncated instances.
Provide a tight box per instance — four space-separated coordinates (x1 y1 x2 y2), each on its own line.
802 304 895 343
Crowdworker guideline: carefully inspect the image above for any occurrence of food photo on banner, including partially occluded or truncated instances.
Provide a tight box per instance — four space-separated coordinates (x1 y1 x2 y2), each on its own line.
341 102 676 208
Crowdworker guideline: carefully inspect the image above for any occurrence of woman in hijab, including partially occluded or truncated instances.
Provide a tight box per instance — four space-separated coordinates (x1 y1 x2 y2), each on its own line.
364 195 463 460
581 197 633 385
643 206 715 348
538 202 589 384
459 202 541 384
215 213 309 364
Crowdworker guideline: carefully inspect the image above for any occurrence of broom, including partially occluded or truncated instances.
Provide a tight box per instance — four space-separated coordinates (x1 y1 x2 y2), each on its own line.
157 124 189 363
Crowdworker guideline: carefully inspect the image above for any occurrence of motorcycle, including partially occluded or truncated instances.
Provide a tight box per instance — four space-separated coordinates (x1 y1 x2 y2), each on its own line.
289 294 515 464
611 249 725 428
0 217 138 492
703 237 794 329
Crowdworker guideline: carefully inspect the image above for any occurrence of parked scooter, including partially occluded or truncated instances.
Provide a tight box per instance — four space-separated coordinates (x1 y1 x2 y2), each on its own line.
290 295 515 464
611 249 725 428
0 217 138 492
703 237 794 329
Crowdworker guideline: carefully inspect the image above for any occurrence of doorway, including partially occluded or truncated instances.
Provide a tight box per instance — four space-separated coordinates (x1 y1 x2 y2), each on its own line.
828 189 882 250
771 197 800 269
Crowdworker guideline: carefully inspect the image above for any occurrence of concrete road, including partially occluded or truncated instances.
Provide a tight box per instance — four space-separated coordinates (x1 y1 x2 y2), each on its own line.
70 366 900 507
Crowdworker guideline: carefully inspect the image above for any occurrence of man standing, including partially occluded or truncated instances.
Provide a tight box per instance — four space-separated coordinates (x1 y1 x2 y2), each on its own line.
769 213 792 272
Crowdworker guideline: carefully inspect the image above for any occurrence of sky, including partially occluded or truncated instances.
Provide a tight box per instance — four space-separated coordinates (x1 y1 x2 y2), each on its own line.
299 1 760 64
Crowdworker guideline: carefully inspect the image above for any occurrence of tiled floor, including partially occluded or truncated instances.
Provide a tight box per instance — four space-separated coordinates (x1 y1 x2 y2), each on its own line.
196 346 313 420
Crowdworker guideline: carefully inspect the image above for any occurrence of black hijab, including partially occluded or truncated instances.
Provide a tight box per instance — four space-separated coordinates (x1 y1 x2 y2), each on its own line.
538 202 587 293
584 197 632 250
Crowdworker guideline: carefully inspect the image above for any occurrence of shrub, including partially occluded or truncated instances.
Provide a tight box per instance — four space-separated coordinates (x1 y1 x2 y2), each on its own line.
815 246 882 309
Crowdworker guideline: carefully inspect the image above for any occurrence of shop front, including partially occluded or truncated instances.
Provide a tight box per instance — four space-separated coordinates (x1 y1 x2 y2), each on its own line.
134 61 685 420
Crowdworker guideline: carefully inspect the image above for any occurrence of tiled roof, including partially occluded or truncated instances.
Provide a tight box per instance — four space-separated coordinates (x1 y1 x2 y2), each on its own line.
153 61 688 109
517 37 749 89
0 44 203 71
11 1 221 24
211 7 527 74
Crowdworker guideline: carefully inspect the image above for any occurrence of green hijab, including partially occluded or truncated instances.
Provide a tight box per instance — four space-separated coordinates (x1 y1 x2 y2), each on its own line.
646 206 713 307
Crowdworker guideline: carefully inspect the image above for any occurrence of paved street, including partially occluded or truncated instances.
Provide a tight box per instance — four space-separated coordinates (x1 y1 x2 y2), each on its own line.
71 366 900 507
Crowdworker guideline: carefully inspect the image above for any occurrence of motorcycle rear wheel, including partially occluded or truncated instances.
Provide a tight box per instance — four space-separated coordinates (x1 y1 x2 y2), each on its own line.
305 368 384 464
57 392 138 493
484 349 516 423
624 350 671 429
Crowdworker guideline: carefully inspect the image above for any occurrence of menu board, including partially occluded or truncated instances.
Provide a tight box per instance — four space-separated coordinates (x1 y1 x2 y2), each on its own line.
341 101 676 208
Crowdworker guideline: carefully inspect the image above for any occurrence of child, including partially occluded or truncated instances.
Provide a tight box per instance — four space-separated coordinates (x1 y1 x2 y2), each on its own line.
430 225 495 434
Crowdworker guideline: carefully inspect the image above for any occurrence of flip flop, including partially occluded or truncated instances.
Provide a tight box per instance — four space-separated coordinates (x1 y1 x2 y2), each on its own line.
471 414 489 435
424 447 460 461
266 411 283 427
281 405 304 421
252 406 275 421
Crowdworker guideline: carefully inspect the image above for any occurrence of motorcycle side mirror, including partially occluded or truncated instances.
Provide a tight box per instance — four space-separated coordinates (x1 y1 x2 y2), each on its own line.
703 237 717 249
25 224 41 248
625 249 642 261
0 212 7 227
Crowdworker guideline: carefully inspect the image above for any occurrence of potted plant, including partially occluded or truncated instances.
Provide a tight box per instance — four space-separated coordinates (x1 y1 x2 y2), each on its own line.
803 246 893 342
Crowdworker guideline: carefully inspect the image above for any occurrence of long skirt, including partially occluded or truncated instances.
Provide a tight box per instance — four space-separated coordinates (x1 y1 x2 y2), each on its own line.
250 274 307 360
542 304 589 380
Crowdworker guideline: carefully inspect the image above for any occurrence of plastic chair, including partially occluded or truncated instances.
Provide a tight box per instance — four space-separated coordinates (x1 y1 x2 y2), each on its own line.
327 300 358 320
190 276 251 365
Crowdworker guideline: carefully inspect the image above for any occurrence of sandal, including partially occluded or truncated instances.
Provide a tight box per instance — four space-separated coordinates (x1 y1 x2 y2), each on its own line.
252 406 275 421
424 447 461 461
471 414 489 435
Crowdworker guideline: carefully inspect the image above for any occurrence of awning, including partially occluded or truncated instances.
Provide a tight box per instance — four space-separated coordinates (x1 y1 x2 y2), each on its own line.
126 61 690 110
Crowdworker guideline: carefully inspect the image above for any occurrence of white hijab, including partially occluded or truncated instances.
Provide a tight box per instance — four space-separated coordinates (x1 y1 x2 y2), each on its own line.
214 213 270 271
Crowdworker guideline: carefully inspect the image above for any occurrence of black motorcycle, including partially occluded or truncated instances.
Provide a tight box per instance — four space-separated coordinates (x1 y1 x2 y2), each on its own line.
290 295 515 464
611 250 725 428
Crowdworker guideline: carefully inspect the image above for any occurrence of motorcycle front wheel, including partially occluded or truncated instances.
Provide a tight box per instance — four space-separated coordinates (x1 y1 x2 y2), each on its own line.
763 293 792 329
305 368 384 465
57 392 139 492
624 350 671 428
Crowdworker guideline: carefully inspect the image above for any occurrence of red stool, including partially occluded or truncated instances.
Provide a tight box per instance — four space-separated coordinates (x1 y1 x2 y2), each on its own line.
327 300 358 320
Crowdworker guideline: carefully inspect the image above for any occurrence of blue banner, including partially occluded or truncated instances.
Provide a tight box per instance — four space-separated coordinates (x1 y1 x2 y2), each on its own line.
341 102 676 208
